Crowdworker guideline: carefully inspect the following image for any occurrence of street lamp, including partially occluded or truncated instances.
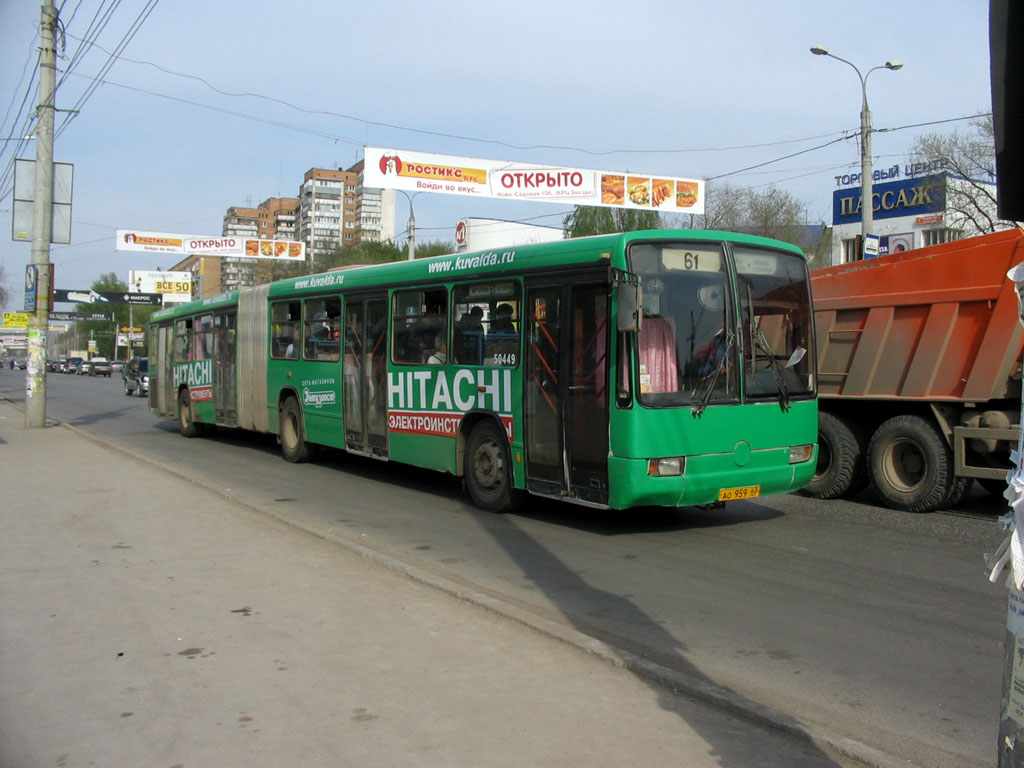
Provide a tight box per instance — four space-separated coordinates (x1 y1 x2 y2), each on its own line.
397 190 423 260
811 45 903 258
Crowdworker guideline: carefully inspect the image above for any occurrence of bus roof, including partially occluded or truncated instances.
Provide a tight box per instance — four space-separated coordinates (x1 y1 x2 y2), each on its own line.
151 229 805 320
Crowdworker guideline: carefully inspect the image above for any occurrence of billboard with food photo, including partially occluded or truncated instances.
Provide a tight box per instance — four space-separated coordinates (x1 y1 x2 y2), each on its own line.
364 147 704 215
117 230 305 260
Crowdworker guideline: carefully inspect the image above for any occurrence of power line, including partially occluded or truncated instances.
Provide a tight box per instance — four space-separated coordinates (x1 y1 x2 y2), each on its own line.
58 36 863 158
55 0 161 140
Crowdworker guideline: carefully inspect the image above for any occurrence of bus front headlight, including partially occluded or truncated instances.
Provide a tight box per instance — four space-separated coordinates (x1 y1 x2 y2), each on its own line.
648 457 684 477
789 444 813 464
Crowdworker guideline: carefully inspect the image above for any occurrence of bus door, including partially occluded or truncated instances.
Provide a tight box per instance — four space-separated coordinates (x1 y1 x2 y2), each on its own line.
343 294 389 458
524 280 610 505
213 311 237 426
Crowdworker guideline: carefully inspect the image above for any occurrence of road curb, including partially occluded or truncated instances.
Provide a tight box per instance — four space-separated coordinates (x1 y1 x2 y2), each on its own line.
2 395 943 768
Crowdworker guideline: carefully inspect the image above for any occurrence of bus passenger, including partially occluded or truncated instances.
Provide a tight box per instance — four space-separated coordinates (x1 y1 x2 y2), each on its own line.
491 303 516 334
426 332 447 365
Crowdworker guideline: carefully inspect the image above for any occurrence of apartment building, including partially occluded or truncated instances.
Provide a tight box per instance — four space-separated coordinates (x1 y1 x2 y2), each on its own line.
349 159 396 246
211 197 301 291
298 163 396 262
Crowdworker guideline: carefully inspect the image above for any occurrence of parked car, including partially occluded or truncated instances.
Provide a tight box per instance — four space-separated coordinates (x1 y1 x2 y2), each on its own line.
124 357 149 397
64 356 83 373
89 357 112 377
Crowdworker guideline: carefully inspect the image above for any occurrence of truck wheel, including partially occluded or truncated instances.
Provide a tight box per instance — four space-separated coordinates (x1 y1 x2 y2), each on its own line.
178 390 200 438
464 421 521 513
868 415 953 513
279 398 318 463
803 412 868 499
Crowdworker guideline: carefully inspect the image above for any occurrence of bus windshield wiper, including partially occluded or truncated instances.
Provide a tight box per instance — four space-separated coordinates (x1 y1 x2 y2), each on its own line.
752 329 791 411
691 333 734 416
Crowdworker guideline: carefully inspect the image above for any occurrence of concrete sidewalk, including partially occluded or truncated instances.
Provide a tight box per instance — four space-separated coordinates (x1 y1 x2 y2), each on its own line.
0 399 856 768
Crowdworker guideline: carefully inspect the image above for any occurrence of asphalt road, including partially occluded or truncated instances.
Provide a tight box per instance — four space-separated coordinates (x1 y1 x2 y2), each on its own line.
4 369 1010 768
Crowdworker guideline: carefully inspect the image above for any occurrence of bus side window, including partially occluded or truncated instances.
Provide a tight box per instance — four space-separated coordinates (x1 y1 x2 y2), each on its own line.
392 288 447 365
194 315 214 361
452 281 521 367
303 296 341 361
174 318 191 362
484 301 520 366
270 300 301 360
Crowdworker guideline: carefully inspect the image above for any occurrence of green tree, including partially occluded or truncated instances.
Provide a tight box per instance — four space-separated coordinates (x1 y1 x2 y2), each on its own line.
562 206 662 238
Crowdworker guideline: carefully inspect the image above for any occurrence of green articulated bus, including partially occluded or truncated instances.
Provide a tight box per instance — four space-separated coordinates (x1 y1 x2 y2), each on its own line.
148 229 818 512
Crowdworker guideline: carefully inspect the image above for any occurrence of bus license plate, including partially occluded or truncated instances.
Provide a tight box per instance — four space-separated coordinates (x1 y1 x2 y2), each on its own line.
718 485 761 502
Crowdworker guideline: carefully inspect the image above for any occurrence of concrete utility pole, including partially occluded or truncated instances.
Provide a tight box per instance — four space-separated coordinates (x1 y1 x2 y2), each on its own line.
26 0 57 428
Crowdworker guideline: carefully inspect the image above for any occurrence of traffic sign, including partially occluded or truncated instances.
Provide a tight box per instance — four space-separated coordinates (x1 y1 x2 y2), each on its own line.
54 289 162 305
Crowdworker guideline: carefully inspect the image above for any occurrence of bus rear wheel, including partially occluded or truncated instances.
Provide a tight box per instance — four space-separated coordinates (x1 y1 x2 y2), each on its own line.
868 415 953 513
465 421 520 513
178 390 200 438
280 398 318 463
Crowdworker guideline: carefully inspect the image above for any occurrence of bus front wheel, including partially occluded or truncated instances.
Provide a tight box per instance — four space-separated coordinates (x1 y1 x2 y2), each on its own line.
280 398 318 463
178 390 200 438
465 421 520 513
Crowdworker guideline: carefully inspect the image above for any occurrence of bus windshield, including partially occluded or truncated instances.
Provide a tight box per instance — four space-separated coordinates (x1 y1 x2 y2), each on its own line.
628 240 814 408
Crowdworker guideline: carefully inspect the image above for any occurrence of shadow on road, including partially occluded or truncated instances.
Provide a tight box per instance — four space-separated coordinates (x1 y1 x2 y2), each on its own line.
466 508 846 768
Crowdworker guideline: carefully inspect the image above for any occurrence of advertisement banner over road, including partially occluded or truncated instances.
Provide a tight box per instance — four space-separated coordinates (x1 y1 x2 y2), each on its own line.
363 147 705 215
115 230 306 260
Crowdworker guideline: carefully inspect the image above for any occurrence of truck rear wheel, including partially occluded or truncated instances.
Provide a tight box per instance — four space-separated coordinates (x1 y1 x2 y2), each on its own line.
803 412 868 499
868 415 953 513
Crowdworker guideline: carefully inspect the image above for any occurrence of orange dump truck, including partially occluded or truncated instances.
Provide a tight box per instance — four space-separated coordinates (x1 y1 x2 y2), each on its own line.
808 228 1024 512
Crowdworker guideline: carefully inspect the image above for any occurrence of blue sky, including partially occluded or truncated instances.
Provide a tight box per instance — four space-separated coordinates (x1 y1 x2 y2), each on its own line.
0 0 994 300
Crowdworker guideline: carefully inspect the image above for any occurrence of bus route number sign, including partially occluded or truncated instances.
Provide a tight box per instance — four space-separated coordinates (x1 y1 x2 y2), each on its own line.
662 246 722 273
717 485 761 502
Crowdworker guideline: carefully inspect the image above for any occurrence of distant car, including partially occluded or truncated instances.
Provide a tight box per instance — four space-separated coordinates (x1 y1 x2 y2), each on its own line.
111 360 126 373
75 360 91 375
47 360 60 372
124 357 149 397
65 356 83 374
15 359 27 370
89 358 112 377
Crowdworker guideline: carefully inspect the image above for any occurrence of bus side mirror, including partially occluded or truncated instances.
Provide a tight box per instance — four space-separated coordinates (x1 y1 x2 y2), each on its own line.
618 282 643 333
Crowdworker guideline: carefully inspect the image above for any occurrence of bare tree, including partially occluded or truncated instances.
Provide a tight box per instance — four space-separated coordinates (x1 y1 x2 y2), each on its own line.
910 116 1009 234
0 264 8 310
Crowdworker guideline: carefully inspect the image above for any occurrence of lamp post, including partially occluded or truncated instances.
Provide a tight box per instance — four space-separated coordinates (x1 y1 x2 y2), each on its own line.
397 190 423 260
811 45 903 258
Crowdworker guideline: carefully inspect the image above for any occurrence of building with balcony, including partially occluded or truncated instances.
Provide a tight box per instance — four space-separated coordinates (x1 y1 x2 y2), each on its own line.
216 197 300 291
298 163 396 263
